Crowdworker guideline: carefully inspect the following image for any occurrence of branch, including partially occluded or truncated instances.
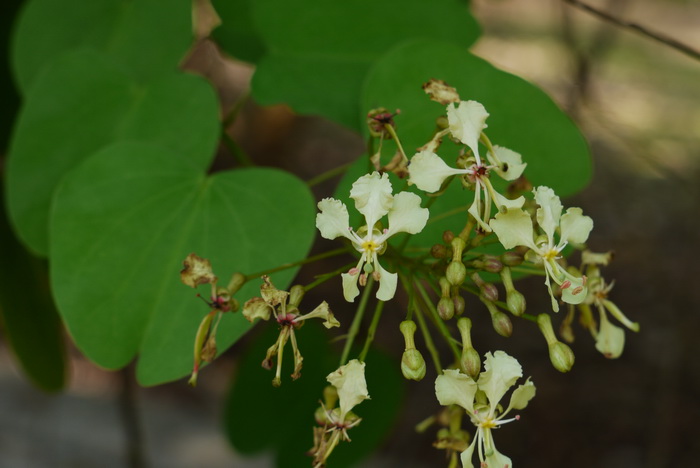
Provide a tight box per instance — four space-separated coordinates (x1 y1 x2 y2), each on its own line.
563 0 700 61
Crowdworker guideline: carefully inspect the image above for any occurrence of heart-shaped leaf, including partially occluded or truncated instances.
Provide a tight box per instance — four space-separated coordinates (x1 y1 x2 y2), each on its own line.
50 142 316 385
6 49 220 256
12 0 193 93
249 0 481 130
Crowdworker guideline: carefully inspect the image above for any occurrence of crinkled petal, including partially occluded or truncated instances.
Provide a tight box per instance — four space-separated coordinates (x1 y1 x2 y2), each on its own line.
375 259 398 301
507 377 536 411
534 186 562 241
386 191 429 236
459 437 478 468
408 150 466 193
477 351 523 413
316 198 353 241
435 368 477 414
560 207 593 246
492 190 525 211
350 172 393 231
596 310 625 359
490 208 537 251
242 297 272 322
341 271 361 303
488 145 527 181
326 359 370 421
447 101 489 162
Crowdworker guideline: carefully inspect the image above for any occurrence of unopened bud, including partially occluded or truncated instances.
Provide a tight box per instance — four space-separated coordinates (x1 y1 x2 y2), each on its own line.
453 295 465 316
501 250 524 267
442 230 455 244
446 261 466 286
481 255 503 273
491 310 513 337
506 289 526 317
227 272 246 294
549 342 575 373
289 285 305 307
471 272 499 302
431 244 448 258
437 297 455 320
460 347 481 380
401 349 427 381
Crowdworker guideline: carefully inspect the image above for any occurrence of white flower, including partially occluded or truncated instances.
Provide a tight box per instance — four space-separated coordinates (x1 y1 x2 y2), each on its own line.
435 351 535 468
316 172 429 302
490 186 593 312
326 359 370 423
408 100 526 231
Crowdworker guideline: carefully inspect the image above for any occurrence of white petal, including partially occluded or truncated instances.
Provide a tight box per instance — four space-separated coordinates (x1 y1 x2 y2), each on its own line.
459 437 478 468
408 150 465 193
488 145 527 181
467 188 491 232
447 101 489 162
489 208 537 251
435 368 478 414
326 359 370 421
350 172 393 231
543 262 560 312
507 378 536 411
491 190 525 211
375 259 398 301
386 192 429 236
484 443 513 468
316 198 353 241
559 207 593 245
477 351 522 411
595 310 625 359
534 186 562 241
341 271 361 302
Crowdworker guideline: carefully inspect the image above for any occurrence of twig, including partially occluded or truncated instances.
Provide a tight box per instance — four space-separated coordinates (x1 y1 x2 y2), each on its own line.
563 0 700 61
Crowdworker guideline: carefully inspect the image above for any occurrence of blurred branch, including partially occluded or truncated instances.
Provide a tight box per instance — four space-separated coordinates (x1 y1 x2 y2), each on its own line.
562 0 700 61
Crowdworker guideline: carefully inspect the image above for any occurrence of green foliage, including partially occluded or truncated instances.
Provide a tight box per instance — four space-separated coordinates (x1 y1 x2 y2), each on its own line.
49 142 316 385
6 49 220 256
211 0 266 63
11 0 192 93
225 322 403 467
246 0 481 130
335 39 592 253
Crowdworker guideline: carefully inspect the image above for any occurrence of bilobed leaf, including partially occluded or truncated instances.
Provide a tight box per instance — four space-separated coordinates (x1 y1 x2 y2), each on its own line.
249 0 481 130
12 0 193 93
335 39 592 252
0 187 65 392
49 142 316 385
225 322 404 467
6 49 220 256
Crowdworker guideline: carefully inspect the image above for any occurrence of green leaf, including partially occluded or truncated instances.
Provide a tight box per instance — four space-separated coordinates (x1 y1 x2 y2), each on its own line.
335 39 592 253
0 185 65 392
249 0 481 130
49 142 316 386
211 0 266 63
6 49 220 256
12 0 193 93
225 322 403 467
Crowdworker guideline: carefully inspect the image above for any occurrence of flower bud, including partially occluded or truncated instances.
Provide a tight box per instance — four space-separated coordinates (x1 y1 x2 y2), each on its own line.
471 272 499 302
460 347 481 380
442 230 455 244
227 272 246 294
501 251 524 267
431 244 448 258
289 284 305 307
452 294 465 316
446 261 466 286
549 342 575 373
506 290 526 317
437 297 455 320
401 349 427 381
491 311 513 337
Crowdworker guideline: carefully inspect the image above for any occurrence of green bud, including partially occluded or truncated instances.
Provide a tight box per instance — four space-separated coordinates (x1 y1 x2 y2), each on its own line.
501 251 524 267
436 115 449 130
227 272 246 294
506 289 526 316
437 297 455 320
431 244 448 258
481 255 503 273
401 349 427 381
314 406 330 426
288 284 305 307
460 347 481 380
446 261 466 286
471 272 498 302
549 342 575 372
453 295 465 316
491 311 513 337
